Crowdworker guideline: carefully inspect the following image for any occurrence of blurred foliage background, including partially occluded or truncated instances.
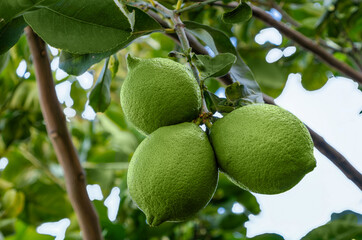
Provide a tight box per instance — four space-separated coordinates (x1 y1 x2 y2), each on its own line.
0 0 361 239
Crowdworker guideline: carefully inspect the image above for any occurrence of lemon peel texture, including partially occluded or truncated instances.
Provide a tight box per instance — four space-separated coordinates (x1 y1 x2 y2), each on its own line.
120 55 202 135
127 122 218 226
210 104 316 194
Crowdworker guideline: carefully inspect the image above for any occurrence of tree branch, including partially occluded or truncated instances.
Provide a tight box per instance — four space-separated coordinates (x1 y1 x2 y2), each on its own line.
238 2 362 84
25 27 103 240
145 10 362 191
257 0 301 27
270 1 300 27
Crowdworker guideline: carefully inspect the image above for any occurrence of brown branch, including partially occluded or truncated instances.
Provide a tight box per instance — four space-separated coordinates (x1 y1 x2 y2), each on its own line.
270 1 300 27
145 10 362 191
251 0 300 27
250 3 362 84
25 27 103 240
211 2 362 84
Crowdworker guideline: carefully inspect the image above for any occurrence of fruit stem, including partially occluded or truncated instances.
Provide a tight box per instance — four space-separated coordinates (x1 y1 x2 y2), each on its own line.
204 119 213 129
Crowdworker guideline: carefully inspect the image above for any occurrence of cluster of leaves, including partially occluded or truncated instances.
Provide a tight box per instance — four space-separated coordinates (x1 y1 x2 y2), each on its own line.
1 0 361 239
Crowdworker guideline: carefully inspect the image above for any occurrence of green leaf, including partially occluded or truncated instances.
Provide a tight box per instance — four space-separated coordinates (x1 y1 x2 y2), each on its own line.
194 53 236 79
300 59 329 91
222 2 252 24
110 54 119 78
331 210 362 222
59 50 113 76
0 16 27 54
225 82 246 102
129 6 162 34
0 0 57 28
24 0 133 54
302 211 362 240
184 21 263 103
204 90 222 113
249 233 285 240
0 110 31 147
89 59 112 113
225 82 258 106
22 181 73 223
59 6 162 75
0 51 10 73
204 90 234 114
242 51 287 98
0 218 16 236
234 191 260 215
205 77 222 93
219 213 248 230
97 114 139 154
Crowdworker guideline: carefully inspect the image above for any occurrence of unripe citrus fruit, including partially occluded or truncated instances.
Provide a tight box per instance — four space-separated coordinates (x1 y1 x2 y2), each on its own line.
210 104 316 194
120 55 202 134
127 122 218 226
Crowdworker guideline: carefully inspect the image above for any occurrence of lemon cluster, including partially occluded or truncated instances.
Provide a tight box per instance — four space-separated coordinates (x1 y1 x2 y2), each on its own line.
121 56 316 226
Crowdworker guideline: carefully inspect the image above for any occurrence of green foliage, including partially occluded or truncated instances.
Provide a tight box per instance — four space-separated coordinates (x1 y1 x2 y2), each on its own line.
59 51 113 76
194 53 236 79
204 90 234 114
0 17 27 55
302 211 362 240
5 220 53 240
89 58 112 113
0 0 57 28
24 0 133 54
58 6 162 75
222 2 252 24
249 233 284 240
185 21 263 103
0 52 10 73
204 82 259 115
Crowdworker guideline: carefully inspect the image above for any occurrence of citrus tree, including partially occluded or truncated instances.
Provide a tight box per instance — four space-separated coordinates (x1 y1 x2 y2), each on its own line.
0 0 361 239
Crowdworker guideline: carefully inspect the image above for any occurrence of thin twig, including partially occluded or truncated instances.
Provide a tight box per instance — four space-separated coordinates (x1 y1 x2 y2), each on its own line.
254 0 362 72
215 2 362 84
176 0 218 13
270 1 300 27
153 0 173 16
25 27 103 240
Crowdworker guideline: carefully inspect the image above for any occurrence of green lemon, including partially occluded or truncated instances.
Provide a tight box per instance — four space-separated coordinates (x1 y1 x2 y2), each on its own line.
127 122 218 226
120 55 202 135
210 104 316 194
